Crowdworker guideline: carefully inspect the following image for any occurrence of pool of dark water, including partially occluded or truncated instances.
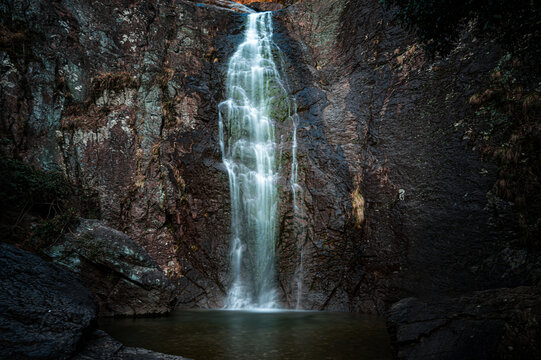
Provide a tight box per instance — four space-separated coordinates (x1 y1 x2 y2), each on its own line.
99 309 393 360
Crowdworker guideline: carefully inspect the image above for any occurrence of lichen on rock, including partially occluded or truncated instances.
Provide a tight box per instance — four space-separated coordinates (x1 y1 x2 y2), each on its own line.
45 219 177 317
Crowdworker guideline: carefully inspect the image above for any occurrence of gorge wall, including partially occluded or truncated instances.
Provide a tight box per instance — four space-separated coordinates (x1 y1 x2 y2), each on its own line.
1 0 538 313
273 0 537 312
1 0 240 308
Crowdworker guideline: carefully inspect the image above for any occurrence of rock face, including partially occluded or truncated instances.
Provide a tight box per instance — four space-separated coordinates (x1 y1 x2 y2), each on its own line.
1 0 243 307
0 243 98 359
74 330 191 360
270 0 540 311
45 219 177 316
1 0 539 314
0 242 191 359
387 286 541 360
248 2 284 11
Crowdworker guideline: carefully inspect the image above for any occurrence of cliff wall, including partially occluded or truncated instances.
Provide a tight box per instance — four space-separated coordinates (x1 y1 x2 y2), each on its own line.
1 0 538 312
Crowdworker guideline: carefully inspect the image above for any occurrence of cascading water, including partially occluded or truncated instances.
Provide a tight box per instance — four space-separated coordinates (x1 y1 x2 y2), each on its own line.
219 11 294 309
290 106 304 309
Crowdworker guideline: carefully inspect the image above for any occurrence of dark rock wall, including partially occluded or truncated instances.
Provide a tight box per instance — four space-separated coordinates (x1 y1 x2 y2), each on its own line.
0 243 189 359
1 0 245 307
272 4 365 310
0 243 98 359
1 0 536 313
387 286 541 360
273 0 535 312
74 330 191 360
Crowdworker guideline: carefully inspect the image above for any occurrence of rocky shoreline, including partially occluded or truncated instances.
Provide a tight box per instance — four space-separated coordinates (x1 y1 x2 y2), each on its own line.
0 242 189 359
2 237 540 358
387 286 541 359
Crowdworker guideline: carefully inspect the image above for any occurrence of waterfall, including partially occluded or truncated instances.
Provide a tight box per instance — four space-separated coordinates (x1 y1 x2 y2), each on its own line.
290 107 300 211
290 106 303 309
218 12 287 309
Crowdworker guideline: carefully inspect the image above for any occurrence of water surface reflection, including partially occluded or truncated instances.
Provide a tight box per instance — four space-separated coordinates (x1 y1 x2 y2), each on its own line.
99 309 392 360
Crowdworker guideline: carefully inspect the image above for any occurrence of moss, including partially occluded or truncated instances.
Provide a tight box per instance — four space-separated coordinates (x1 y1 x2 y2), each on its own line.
0 157 98 251
73 232 105 259
30 210 80 251
90 71 139 98
155 67 175 90
0 23 37 71
60 105 111 131
350 187 365 229
0 157 71 211
467 54 541 248
60 71 140 130
269 92 290 123
162 97 177 125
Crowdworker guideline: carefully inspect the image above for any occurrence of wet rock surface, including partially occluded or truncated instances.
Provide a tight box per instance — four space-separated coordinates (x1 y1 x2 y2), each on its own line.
198 0 254 13
0 242 190 359
1 0 539 319
74 330 191 360
0 243 98 359
0 0 244 307
45 219 177 316
272 0 540 312
248 2 283 12
387 286 541 360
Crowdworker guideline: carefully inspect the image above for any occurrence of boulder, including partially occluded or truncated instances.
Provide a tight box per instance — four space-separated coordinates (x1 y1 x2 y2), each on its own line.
73 330 191 360
387 286 541 360
0 243 98 359
45 219 177 317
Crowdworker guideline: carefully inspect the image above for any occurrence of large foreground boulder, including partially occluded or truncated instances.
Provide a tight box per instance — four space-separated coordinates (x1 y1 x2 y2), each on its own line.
0 243 98 359
45 219 177 316
74 330 190 360
0 243 189 359
387 286 541 360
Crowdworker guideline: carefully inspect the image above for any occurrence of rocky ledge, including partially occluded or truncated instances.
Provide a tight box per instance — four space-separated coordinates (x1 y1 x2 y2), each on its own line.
74 330 190 360
0 242 97 359
45 219 177 317
0 242 188 359
387 286 541 360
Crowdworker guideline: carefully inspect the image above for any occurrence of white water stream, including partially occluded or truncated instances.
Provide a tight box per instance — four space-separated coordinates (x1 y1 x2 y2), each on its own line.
218 11 299 309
